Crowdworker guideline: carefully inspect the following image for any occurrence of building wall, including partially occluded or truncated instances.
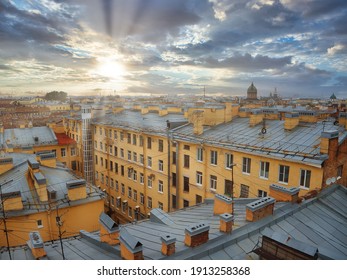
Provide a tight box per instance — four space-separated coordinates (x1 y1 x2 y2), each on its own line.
0 199 104 247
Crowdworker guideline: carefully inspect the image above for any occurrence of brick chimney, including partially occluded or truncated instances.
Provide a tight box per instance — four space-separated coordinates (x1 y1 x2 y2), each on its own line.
159 106 169 116
224 102 233 122
66 179 87 201
28 158 40 181
141 106 149 115
33 172 48 202
2 191 23 211
184 223 210 247
161 235 176 256
269 184 300 203
27 231 46 259
99 212 120 246
191 110 204 135
219 213 234 233
0 157 14 175
213 194 233 215
119 228 144 260
320 130 339 155
284 113 299 130
339 112 347 129
249 109 264 127
246 197 275 222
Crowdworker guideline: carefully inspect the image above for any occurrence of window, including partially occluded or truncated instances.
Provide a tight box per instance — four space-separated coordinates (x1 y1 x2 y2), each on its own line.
133 170 137 181
109 145 112 154
158 139 164 152
197 147 203 162
111 196 114 206
172 195 177 209
116 197 121 209
184 144 190 150
109 129 112 138
115 163 118 174
159 160 164 171
95 155 98 165
337 165 343 179
128 187 132 198
260 161 270 179
147 197 152 209
258 190 268 197
120 131 124 141
147 137 152 149
210 150 217 165
121 165 124 176
147 156 152 168
105 176 109 186
37 220 43 228
114 130 117 139
110 161 113 172
95 171 98 180
110 178 114 188
172 172 176 187
122 201 127 213
183 176 189 192
133 152 137 162
101 174 104 183
128 206 132 218
196 171 203 185
127 133 131 144
300 169 311 188
94 140 97 149
184 154 190 168
120 148 124 158
121 183 125 195
183 199 189 208
100 157 103 167
114 146 118 156
128 168 133 179
148 176 153 188
105 159 108 169
99 127 102 135
100 142 103 151
127 150 131 161
279 165 290 183
140 173 144 184
139 135 144 147
140 193 144 205
158 202 163 210
61 148 66 157
158 180 164 193
242 157 251 174
225 153 233 169
210 175 217 190
140 154 144 165
133 190 137 202
115 180 119 192
240 184 249 198
196 195 202 204
172 152 176 165
71 147 76 156
133 134 137 145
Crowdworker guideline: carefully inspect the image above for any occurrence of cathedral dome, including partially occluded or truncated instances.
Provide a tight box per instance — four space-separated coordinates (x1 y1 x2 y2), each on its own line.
247 82 257 94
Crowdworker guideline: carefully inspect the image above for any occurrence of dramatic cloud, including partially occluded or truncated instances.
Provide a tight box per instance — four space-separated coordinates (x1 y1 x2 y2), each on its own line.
0 0 346 97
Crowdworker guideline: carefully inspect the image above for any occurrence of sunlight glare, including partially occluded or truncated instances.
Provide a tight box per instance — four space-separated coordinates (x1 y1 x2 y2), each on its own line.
96 58 125 80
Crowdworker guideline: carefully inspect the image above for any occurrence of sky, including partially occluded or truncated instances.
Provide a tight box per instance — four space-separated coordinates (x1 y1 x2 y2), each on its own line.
0 0 347 98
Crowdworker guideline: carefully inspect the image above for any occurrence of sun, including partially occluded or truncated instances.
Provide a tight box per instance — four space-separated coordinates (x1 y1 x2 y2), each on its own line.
96 58 126 80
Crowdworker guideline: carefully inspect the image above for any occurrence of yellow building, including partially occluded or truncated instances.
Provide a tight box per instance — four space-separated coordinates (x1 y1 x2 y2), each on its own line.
0 125 79 174
0 153 104 248
64 104 347 224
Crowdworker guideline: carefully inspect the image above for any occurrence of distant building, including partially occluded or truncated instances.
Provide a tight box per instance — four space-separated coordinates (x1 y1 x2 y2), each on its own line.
246 82 258 100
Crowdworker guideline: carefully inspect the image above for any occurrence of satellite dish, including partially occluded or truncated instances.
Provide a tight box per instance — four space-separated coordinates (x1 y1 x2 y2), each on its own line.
326 178 332 185
331 177 336 183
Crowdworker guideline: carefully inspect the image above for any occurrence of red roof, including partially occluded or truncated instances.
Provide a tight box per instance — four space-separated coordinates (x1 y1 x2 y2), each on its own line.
55 133 77 145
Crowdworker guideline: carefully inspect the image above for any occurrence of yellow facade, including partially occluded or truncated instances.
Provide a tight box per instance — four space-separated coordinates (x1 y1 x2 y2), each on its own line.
0 200 103 247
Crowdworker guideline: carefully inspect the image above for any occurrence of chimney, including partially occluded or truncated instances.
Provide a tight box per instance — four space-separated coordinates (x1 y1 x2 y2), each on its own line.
184 223 210 247
28 158 40 180
298 111 318 123
320 130 339 155
284 113 299 130
112 106 124 114
2 191 23 211
0 157 14 175
191 110 204 135
219 213 234 233
66 179 87 201
159 106 168 116
37 152 56 168
246 197 275 222
99 212 120 246
141 106 149 115
269 184 300 203
33 172 48 202
213 194 233 215
239 108 251 118
161 235 176 256
119 228 144 260
249 109 264 127
224 102 233 122
27 231 47 259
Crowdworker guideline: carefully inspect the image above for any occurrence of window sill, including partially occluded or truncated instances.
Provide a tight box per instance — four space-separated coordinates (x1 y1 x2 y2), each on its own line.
259 176 269 180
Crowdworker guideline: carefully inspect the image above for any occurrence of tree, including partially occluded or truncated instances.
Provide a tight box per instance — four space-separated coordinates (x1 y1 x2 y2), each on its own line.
44 91 68 101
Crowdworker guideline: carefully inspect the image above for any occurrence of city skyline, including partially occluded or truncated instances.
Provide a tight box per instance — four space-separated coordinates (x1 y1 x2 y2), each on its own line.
0 0 347 98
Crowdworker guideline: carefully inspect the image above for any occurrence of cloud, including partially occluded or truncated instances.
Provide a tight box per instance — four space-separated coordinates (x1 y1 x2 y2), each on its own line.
327 44 347 56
